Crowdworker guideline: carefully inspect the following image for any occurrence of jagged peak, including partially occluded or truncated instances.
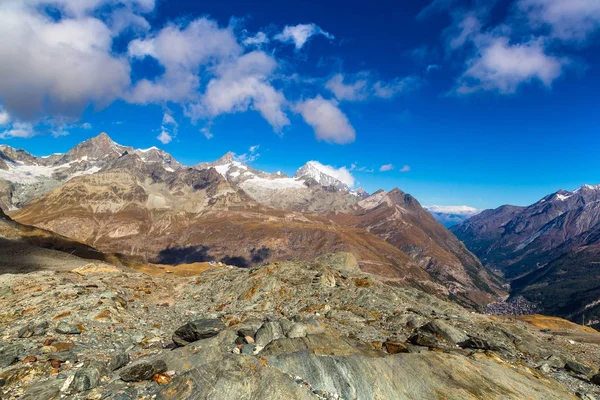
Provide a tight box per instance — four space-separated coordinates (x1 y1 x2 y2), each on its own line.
214 151 235 165
576 184 600 192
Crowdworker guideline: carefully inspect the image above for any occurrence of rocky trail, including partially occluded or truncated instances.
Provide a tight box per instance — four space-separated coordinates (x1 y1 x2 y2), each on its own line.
1 253 600 399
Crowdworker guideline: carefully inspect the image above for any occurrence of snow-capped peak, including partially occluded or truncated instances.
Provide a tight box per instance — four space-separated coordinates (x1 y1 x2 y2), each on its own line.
294 161 353 191
138 146 159 153
576 184 600 192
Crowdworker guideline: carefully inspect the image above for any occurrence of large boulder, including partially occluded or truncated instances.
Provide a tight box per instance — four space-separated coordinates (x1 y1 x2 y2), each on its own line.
120 359 167 382
172 319 226 347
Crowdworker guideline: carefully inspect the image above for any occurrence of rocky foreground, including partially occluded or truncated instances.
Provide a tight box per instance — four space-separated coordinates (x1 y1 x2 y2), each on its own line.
1 254 600 399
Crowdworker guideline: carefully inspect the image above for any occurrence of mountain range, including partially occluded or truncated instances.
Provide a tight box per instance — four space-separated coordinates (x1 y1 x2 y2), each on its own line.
0 133 504 309
452 185 600 327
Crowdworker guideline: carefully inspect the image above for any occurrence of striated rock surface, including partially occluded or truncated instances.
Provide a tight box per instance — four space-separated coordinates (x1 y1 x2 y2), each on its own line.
0 253 598 399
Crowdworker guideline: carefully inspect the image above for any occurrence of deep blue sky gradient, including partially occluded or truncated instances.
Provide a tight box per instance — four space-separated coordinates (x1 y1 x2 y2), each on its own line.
2 0 599 210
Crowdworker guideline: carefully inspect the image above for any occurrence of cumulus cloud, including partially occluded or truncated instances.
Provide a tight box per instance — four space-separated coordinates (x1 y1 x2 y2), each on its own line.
192 51 290 131
157 111 177 144
423 0 600 95
294 96 355 144
127 18 241 104
400 165 411 172
274 23 334 49
0 2 132 122
0 108 10 126
0 122 36 139
519 0 600 41
325 74 369 101
456 37 564 94
243 31 269 47
379 164 394 172
307 161 355 187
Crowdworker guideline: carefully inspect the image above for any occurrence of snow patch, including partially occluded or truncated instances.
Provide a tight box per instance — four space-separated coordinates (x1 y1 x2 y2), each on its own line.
555 193 571 201
241 176 306 190
139 146 159 153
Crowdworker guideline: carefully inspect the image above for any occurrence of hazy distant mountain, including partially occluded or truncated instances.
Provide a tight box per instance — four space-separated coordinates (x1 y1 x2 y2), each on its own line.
425 205 480 228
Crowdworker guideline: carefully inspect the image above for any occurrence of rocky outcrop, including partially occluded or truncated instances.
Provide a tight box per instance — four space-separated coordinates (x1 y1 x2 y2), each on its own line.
0 254 598 399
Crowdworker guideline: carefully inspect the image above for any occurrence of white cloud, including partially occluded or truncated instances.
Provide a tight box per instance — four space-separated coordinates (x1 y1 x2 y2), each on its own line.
235 145 260 164
447 13 483 51
519 0 600 41
81 122 92 129
193 51 290 131
0 2 132 122
162 112 177 126
0 108 10 126
0 122 36 139
326 73 418 102
22 0 155 18
274 23 333 49
243 31 269 47
294 96 355 145
157 129 172 144
350 163 374 173
157 111 177 144
200 125 213 139
373 76 420 99
307 161 355 187
456 37 564 94
127 18 241 104
424 205 479 216
325 74 369 101
379 164 394 172
400 165 411 172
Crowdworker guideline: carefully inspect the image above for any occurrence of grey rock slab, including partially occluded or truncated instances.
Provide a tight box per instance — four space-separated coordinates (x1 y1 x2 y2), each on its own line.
286 323 307 339
236 319 263 338
267 351 574 400
55 321 81 335
565 360 595 377
419 319 468 344
72 366 101 392
0 344 22 368
172 318 225 347
254 321 284 348
107 351 130 371
120 359 167 382
156 356 315 400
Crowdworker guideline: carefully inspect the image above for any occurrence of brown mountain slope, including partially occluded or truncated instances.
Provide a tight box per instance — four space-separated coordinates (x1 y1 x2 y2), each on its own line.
11 171 440 293
332 189 505 307
0 207 124 273
12 170 501 307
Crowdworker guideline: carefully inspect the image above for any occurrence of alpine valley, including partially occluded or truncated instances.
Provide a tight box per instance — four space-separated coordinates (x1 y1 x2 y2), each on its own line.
3 133 600 400
452 185 600 329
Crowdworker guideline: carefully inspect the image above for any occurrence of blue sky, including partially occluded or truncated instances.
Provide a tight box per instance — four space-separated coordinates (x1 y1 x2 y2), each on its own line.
0 0 599 210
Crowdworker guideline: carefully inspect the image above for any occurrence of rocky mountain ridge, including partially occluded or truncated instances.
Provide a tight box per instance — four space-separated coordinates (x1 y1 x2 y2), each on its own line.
452 184 600 327
2 133 504 309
